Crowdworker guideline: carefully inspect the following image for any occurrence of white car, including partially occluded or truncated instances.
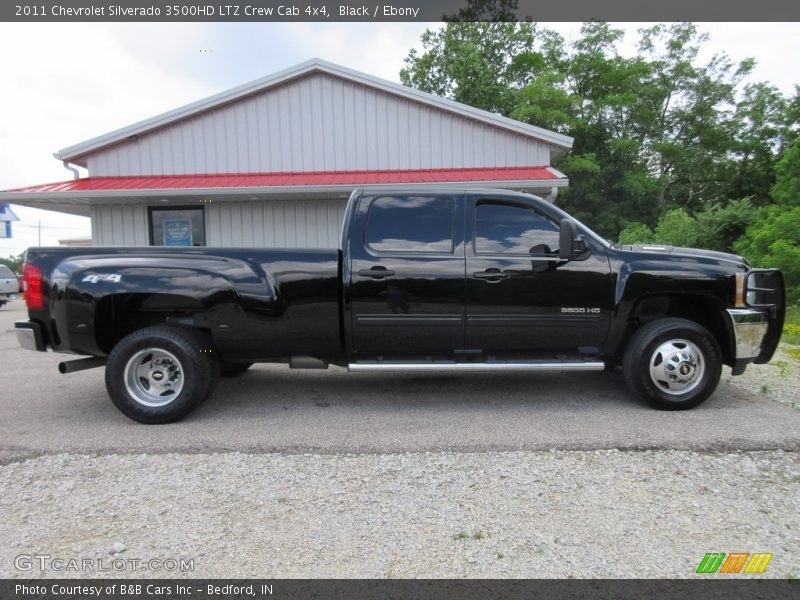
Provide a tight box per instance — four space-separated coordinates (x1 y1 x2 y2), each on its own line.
0 264 18 307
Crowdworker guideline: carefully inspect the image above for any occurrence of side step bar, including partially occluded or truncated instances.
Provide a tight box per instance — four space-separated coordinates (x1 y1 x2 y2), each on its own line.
348 361 605 373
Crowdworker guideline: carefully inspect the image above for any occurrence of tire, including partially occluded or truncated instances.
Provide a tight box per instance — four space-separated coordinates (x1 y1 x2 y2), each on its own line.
219 361 253 378
623 317 722 410
105 326 219 424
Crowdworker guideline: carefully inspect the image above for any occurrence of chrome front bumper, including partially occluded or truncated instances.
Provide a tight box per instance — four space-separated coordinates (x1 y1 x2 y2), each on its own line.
726 309 769 360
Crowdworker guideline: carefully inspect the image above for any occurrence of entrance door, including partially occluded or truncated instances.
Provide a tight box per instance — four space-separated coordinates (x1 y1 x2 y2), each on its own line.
348 192 465 355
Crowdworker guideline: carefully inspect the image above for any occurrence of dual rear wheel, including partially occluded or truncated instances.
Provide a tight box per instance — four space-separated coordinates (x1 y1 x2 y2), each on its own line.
106 326 220 424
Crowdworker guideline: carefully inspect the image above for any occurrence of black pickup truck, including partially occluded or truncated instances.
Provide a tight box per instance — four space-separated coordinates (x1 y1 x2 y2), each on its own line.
16 188 784 423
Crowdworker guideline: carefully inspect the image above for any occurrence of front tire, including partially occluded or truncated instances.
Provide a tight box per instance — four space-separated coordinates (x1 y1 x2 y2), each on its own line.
106 326 219 424
623 318 722 410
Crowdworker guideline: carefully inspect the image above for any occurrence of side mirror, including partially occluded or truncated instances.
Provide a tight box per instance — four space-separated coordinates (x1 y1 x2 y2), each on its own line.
559 219 578 259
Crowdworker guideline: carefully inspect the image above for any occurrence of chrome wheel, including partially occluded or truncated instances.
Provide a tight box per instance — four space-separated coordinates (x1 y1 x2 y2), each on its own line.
648 339 705 395
124 348 185 407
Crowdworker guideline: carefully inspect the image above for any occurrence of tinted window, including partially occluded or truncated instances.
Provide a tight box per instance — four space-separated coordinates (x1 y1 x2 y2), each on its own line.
0 265 14 278
475 201 560 254
149 207 206 247
366 196 454 253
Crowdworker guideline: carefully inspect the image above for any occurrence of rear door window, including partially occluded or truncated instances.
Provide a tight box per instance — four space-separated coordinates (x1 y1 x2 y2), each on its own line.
365 195 455 254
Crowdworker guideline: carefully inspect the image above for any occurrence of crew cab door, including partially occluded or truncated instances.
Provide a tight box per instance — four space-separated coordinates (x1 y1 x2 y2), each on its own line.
464 195 612 354
347 192 466 355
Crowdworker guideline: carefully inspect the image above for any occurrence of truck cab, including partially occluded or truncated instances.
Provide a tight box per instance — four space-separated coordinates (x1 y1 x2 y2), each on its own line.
343 189 613 358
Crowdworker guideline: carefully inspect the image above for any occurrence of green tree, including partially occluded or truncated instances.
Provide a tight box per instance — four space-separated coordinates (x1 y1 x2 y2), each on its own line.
401 21 794 240
770 137 800 206
727 83 795 203
734 206 800 303
632 23 753 211
618 200 756 252
652 208 699 247
0 252 24 274
692 198 756 252
443 0 521 21
618 222 654 245
400 22 555 117
554 22 661 235
617 209 698 247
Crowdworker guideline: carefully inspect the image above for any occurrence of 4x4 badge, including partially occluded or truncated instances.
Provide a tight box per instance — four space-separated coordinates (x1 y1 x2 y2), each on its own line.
82 274 122 283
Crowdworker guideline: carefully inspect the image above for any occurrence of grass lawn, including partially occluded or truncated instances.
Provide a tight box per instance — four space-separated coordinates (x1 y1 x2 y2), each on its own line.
783 306 800 362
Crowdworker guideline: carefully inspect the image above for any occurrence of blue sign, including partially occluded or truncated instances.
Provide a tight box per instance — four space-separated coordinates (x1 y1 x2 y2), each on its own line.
163 219 193 246
0 203 19 239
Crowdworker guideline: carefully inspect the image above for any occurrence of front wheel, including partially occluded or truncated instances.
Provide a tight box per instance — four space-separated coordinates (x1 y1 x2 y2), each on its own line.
106 326 219 423
623 318 722 410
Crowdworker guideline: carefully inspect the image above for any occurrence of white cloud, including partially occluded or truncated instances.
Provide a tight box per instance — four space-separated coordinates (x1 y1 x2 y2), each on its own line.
0 23 219 255
0 23 217 189
283 22 430 82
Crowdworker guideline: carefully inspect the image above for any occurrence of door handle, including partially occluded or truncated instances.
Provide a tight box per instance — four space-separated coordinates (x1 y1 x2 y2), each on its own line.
358 266 395 279
473 269 509 281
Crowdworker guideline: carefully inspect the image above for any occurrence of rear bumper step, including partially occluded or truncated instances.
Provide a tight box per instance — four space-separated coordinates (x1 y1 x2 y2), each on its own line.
348 361 605 373
15 320 46 352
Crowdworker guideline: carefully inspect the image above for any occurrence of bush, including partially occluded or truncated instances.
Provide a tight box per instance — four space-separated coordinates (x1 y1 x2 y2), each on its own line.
617 200 757 253
692 198 756 253
734 206 800 304
617 222 654 245
618 209 698 247
653 209 699 247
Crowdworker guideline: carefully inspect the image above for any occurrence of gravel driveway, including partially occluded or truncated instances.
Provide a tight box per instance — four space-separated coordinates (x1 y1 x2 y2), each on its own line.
1 450 798 579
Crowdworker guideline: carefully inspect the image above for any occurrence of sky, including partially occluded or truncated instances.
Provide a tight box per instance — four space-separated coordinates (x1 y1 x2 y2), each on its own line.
1 21 799 258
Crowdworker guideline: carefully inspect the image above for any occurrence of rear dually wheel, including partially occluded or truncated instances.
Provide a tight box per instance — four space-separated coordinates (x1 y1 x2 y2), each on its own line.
105 326 219 424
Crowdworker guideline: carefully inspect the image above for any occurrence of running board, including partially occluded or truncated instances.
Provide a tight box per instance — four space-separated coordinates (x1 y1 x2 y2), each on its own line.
348 361 605 373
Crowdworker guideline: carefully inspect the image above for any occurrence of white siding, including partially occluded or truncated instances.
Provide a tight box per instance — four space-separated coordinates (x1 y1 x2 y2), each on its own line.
86 73 551 177
206 198 347 248
91 205 149 246
90 199 346 248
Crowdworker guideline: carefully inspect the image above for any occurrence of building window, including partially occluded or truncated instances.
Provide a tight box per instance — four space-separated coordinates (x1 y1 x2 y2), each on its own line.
148 206 206 247
365 195 454 254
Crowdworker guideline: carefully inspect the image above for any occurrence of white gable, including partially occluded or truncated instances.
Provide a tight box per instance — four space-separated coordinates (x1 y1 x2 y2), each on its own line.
56 59 572 177
83 71 560 177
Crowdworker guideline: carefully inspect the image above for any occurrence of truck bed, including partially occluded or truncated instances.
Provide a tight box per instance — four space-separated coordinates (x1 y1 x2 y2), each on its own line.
22 246 343 359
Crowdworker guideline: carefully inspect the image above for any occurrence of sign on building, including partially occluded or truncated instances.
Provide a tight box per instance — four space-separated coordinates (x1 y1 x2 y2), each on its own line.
0 203 20 239
163 218 193 246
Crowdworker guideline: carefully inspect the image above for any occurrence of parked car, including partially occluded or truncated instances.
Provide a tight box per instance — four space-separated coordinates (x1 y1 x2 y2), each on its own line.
15 188 785 423
0 264 19 307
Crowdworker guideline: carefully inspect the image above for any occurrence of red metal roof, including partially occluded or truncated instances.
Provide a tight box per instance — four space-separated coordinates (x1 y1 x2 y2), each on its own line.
5 166 561 194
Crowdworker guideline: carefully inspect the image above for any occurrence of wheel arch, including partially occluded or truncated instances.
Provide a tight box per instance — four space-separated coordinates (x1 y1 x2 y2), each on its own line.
616 294 734 367
94 293 211 355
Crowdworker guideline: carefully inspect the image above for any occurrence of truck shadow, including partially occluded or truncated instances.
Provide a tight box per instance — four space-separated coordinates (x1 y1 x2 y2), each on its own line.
203 364 726 415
